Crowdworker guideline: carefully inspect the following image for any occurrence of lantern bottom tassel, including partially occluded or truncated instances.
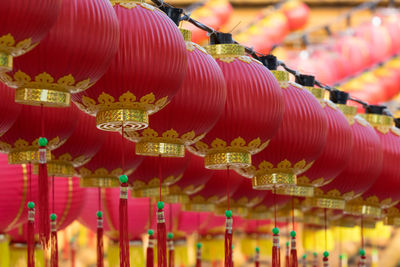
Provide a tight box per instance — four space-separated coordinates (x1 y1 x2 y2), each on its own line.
290 232 298 267
255 247 260 267
323 251 329 267
196 243 202 267
224 211 233 267
157 202 167 267
167 233 174 267
38 161 50 248
119 182 129 267
146 231 155 267
97 214 104 267
272 228 281 267
50 216 58 267
285 242 290 267
27 205 35 267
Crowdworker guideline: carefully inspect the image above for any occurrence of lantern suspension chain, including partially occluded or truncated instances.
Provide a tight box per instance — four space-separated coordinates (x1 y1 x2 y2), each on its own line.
151 0 391 115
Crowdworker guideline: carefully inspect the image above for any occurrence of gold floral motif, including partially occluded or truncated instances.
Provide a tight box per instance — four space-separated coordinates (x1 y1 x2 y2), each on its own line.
15 88 71 107
184 184 205 195
362 114 393 128
271 70 290 89
252 173 296 190
384 216 400 226
0 52 12 72
78 167 134 184
0 136 62 153
33 161 75 177
80 177 120 188
275 185 314 197
205 151 251 169
233 196 263 208
205 44 245 58
97 109 149 131
332 217 356 228
0 33 37 56
131 174 183 192
313 187 355 201
186 42 208 55
8 149 52 164
110 1 157 11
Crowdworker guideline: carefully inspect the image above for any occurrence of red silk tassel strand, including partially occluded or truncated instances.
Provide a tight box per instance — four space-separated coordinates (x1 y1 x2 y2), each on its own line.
313 253 318 267
119 184 129 267
157 207 167 267
38 145 50 248
358 255 366 267
224 216 233 267
290 236 298 267
97 216 104 267
272 234 280 267
285 242 290 267
147 234 155 267
302 256 306 267
323 257 329 267
254 248 260 267
28 207 35 267
196 245 202 267
50 219 58 267
71 242 76 267
168 238 174 267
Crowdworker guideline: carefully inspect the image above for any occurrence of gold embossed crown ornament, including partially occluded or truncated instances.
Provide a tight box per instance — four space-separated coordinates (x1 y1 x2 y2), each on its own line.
124 28 226 157
305 91 384 211
72 2 187 131
384 205 400 226
240 67 328 191
0 105 79 164
187 33 285 169
0 0 62 72
1 0 120 107
78 132 143 188
274 75 353 197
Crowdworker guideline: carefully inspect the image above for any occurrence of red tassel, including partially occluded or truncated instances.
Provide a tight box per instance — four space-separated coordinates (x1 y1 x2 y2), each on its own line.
358 255 366 267
157 206 167 267
290 234 298 267
224 216 233 267
285 242 290 267
146 233 155 267
38 146 50 248
196 243 202 267
301 255 306 267
168 238 174 267
323 257 329 267
50 219 58 267
255 247 260 267
71 242 76 267
313 253 318 267
119 184 129 267
272 233 280 267
97 214 104 267
27 206 35 267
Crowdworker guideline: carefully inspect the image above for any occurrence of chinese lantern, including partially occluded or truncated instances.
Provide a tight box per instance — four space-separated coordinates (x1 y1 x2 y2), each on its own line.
124 28 226 158
274 75 352 197
73 3 187 131
308 91 383 211
345 106 400 218
0 0 120 107
0 84 22 136
77 132 143 188
177 211 212 235
241 62 328 191
282 0 310 30
188 33 284 170
377 9 400 55
129 155 190 198
251 192 291 217
165 154 214 204
0 0 62 71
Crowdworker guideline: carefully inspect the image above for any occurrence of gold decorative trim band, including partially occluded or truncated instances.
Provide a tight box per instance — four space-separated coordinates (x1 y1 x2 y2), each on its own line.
271 70 289 82
96 109 149 132
384 216 400 226
0 52 12 72
163 194 190 204
305 197 345 210
336 104 357 116
8 149 51 164
204 151 251 169
252 173 296 190
33 161 75 177
15 88 71 107
180 28 192 42
361 114 393 127
131 186 169 198
80 177 120 188
248 211 272 220
275 185 314 197
305 86 327 100
344 204 382 218
205 44 245 57
135 141 185 157
184 203 215 212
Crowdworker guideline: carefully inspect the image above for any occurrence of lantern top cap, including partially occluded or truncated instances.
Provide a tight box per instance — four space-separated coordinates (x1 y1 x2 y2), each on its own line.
361 113 393 127
160 6 183 26
271 70 289 82
330 90 349 105
295 74 315 87
180 28 192 42
205 44 245 57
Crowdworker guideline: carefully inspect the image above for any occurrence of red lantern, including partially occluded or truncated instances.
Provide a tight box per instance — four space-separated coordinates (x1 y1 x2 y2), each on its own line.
79 188 149 241
73 3 187 131
0 0 62 71
251 192 291 216
282 0 310 31
345 109 400 218
165 154 214 204
309 96 383 211
377 9 400 55
0 154 38 233
241 70 328 192
77 132 143 188
229 179 268 214
0 84 22 136
177 211 212 235
188 34 285 170
124 29 226 158
275 80 352 197
0 0 120 107
129 155 190 198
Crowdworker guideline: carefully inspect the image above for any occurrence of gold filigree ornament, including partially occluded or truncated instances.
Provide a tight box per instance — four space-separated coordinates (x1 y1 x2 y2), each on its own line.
125 128 205 157
75 91 169 132
304 188 355 210
336 104 357 125
0 34 38 72
384 206 400 226
343 195 394 218
250 159 314 190
110 1 157 11
360 113 394 134
188 137 270 170
183 195 218 212
33 160 75 177
130 174 182 197
271 70 290 89
79 167 131 188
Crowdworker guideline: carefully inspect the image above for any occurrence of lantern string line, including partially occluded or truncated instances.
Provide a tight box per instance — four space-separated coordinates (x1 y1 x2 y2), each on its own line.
150 0 396 115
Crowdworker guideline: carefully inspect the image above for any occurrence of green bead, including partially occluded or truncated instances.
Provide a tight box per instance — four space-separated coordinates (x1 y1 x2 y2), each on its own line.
225 210 232 218
27 202 35 209
157 201 165 209
197 242 202 249
290 230 296 237
339 254 343 260
167 232 174 239
286 241 289 247
272 227 279 235
323 251 329 258
38 137 48 147
96 211 103 218
50 213 57 221
359 249 365 256
302 254 307 259
148 229 154 236
232 245 234 249
313 252 318 257
255 247 260 253
119 175 128 184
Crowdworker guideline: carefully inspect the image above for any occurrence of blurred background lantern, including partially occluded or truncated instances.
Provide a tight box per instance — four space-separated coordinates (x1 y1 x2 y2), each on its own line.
0 0 62 72
282 0 310 31
0 84 22 137
0 0 120 107
77 132 143 188
73 2 187 131
188 33 284 170
124 28 226 158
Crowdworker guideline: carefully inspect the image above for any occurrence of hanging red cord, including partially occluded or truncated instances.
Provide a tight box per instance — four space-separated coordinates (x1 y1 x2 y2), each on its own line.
50 175 58 267
157 153 167 267
27 163 35 267
97 188 104 267
225 167 233 267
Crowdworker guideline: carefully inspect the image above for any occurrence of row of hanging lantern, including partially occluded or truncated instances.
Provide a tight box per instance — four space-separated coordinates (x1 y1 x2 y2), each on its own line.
0 0 400 267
